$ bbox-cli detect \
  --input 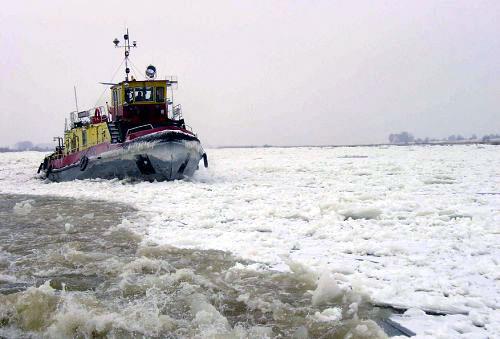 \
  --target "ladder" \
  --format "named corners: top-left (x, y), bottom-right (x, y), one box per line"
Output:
top-left (107, 122), bottom-right (122, 143)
